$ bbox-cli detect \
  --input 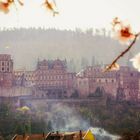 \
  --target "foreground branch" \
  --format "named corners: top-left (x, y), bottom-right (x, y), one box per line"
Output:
top-left (105, 33), bottom-right (140, 72)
